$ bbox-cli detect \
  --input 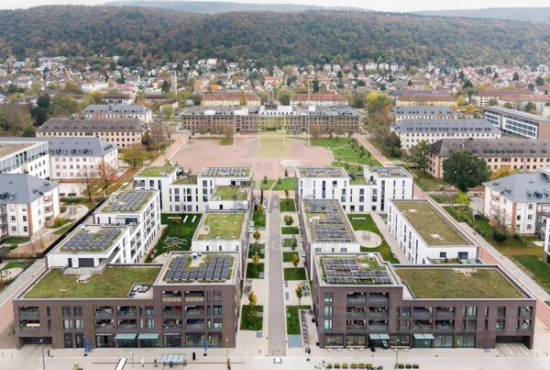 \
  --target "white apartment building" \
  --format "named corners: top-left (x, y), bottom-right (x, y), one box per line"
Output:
top-left (484, 106), bottom-right (550, 140)
top-left (0, 140), bottom-right (50, 179)
top-left (296, 166), bottom-right (414, 213)
top-left (388, 199), bottom-right (478, 264)
top-left (81, 104), bottom-right (153, 123)
top-left (290, 94), bottom-right (349, 107)
top-left (483, 170), bottom-right (550, 236)
top-left (393, 119), bottom-right (501, 151)
top-left (0, 174), bottom-right (60, 237)
top-left (392, 106), bottom-right (456, 122)
top-left (134, 166), bottom-right (253, 213)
